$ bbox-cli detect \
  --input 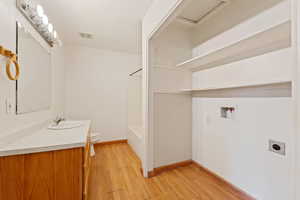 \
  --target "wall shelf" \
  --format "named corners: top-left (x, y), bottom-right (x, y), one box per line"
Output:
top-left (180, 81), bottom-right (292, 98)
top-left (154, 90), bottom-right (190, 94)
top-left (176, 21), bottom-right (291, 72)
